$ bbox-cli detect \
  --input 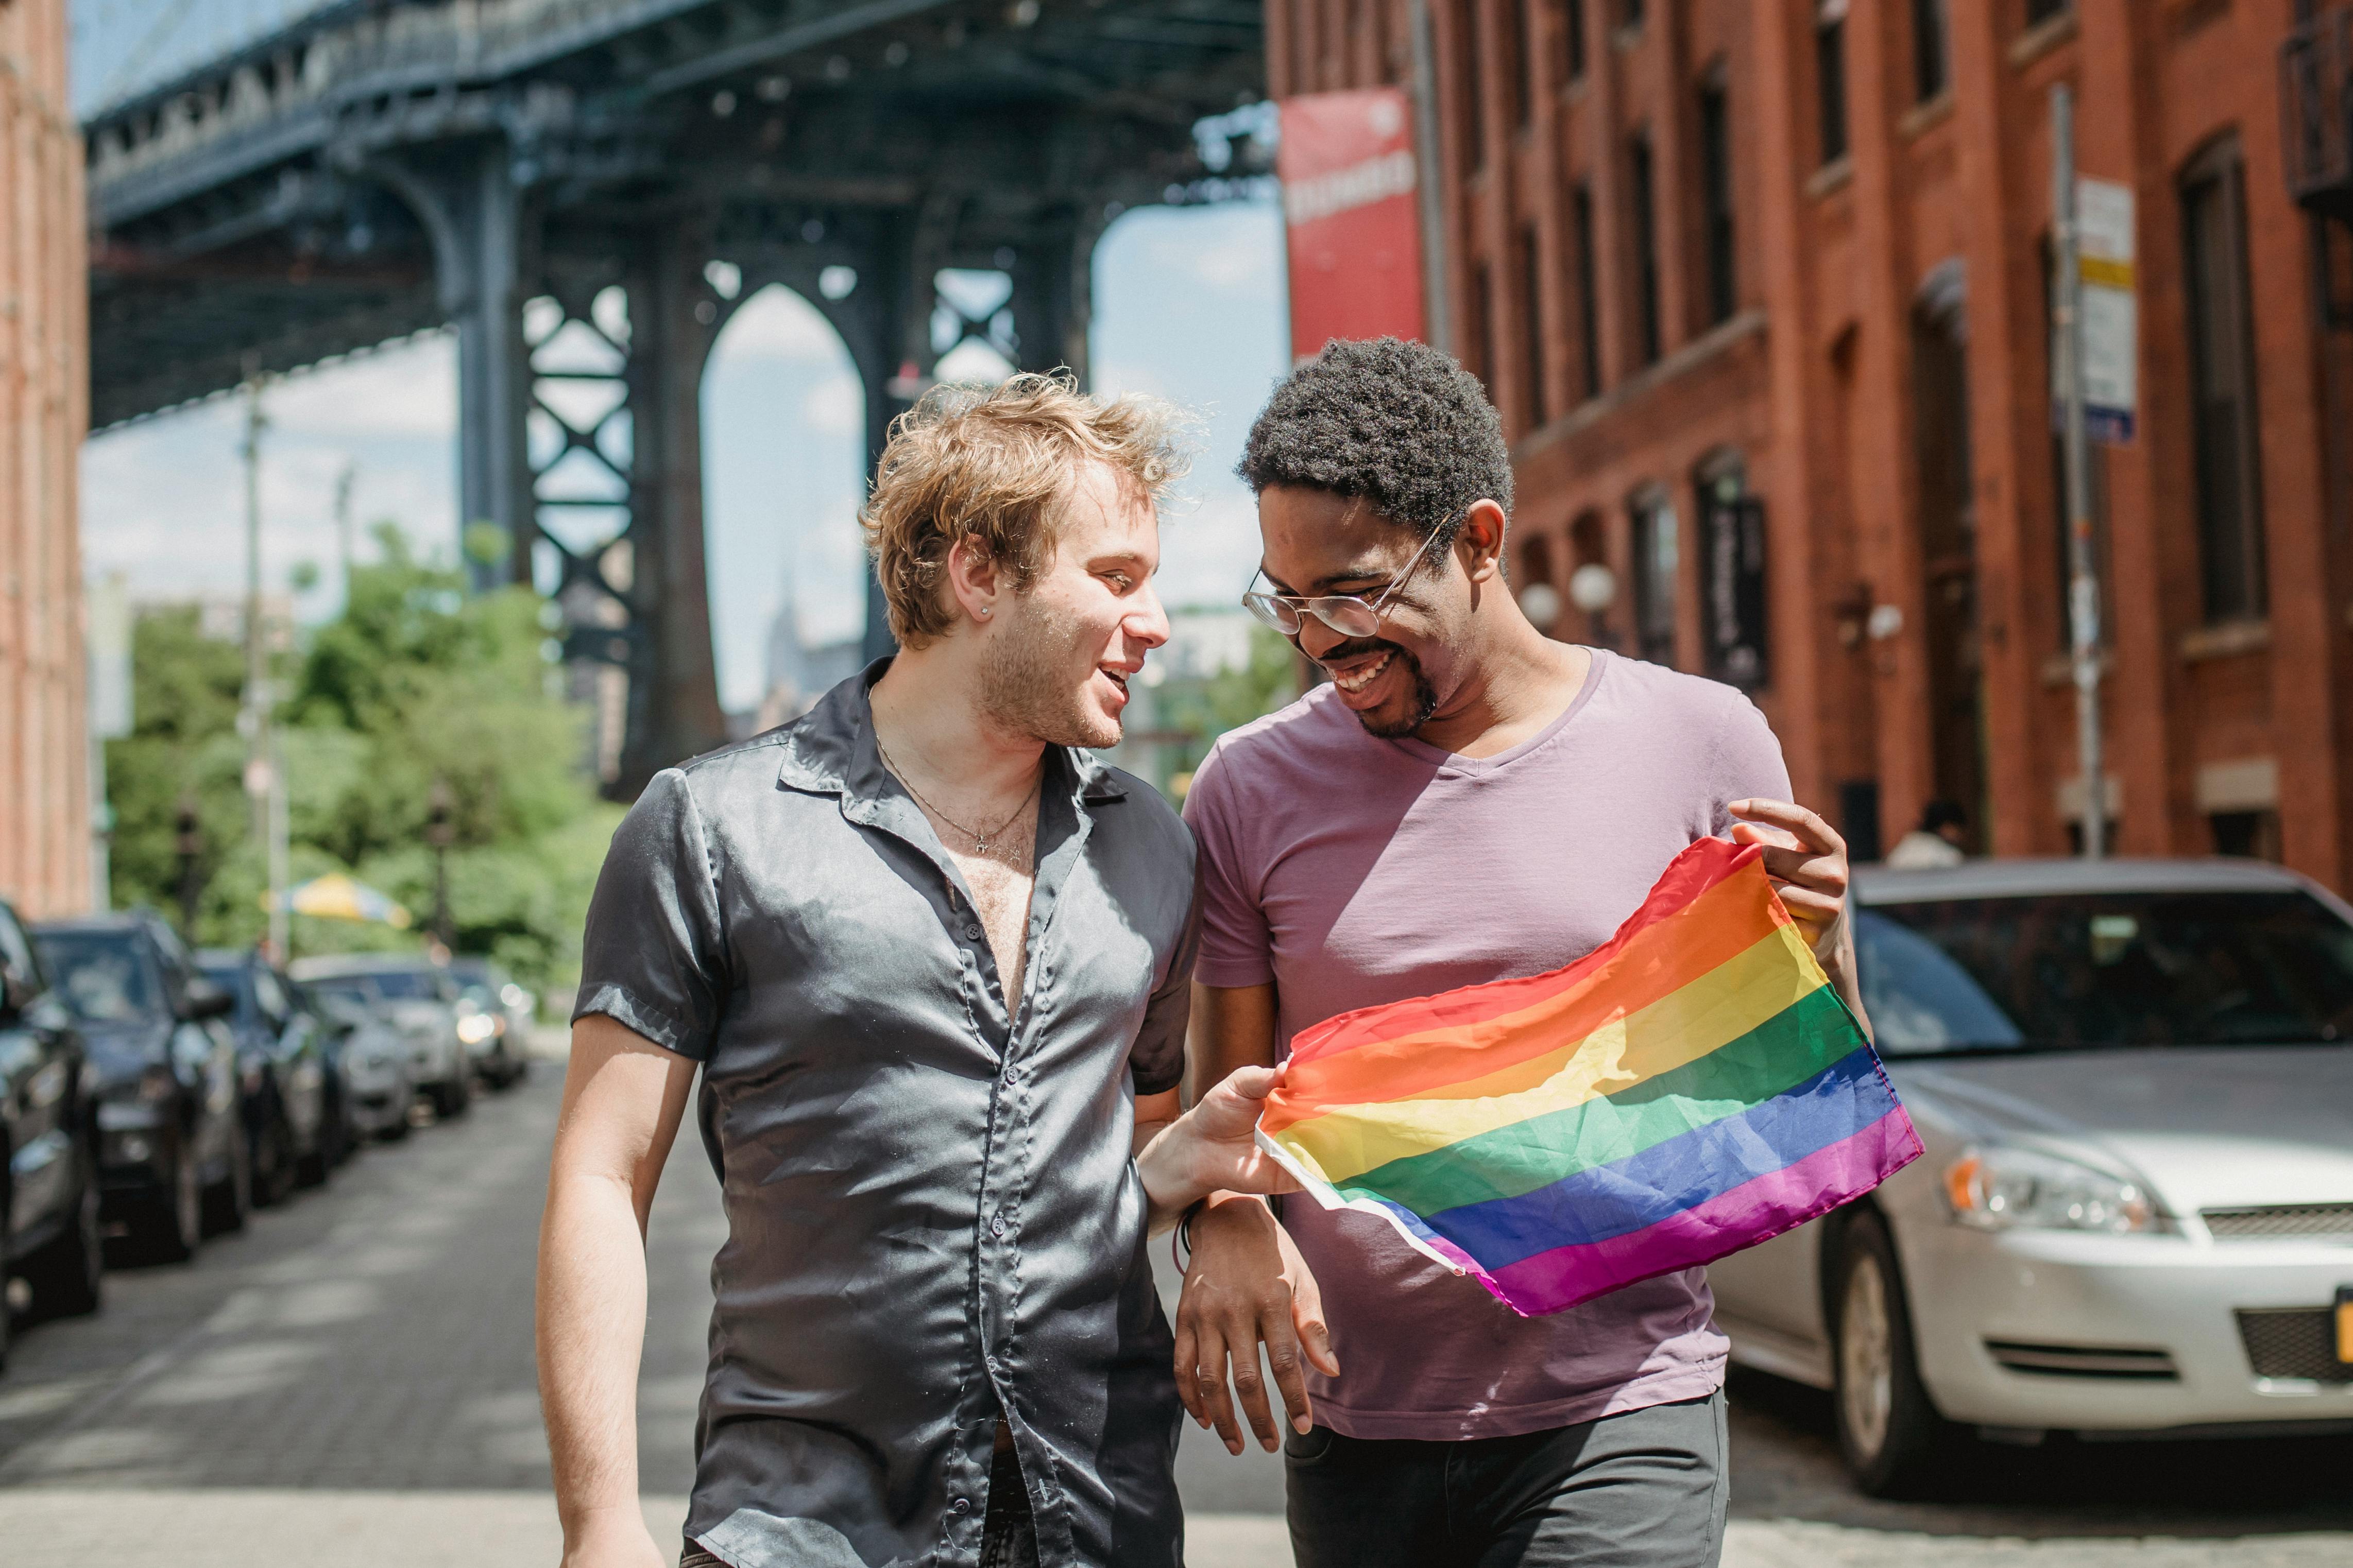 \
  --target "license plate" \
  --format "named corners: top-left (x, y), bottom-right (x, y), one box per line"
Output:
top-left (2338, 1287), bottom-right (2353, 1366)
